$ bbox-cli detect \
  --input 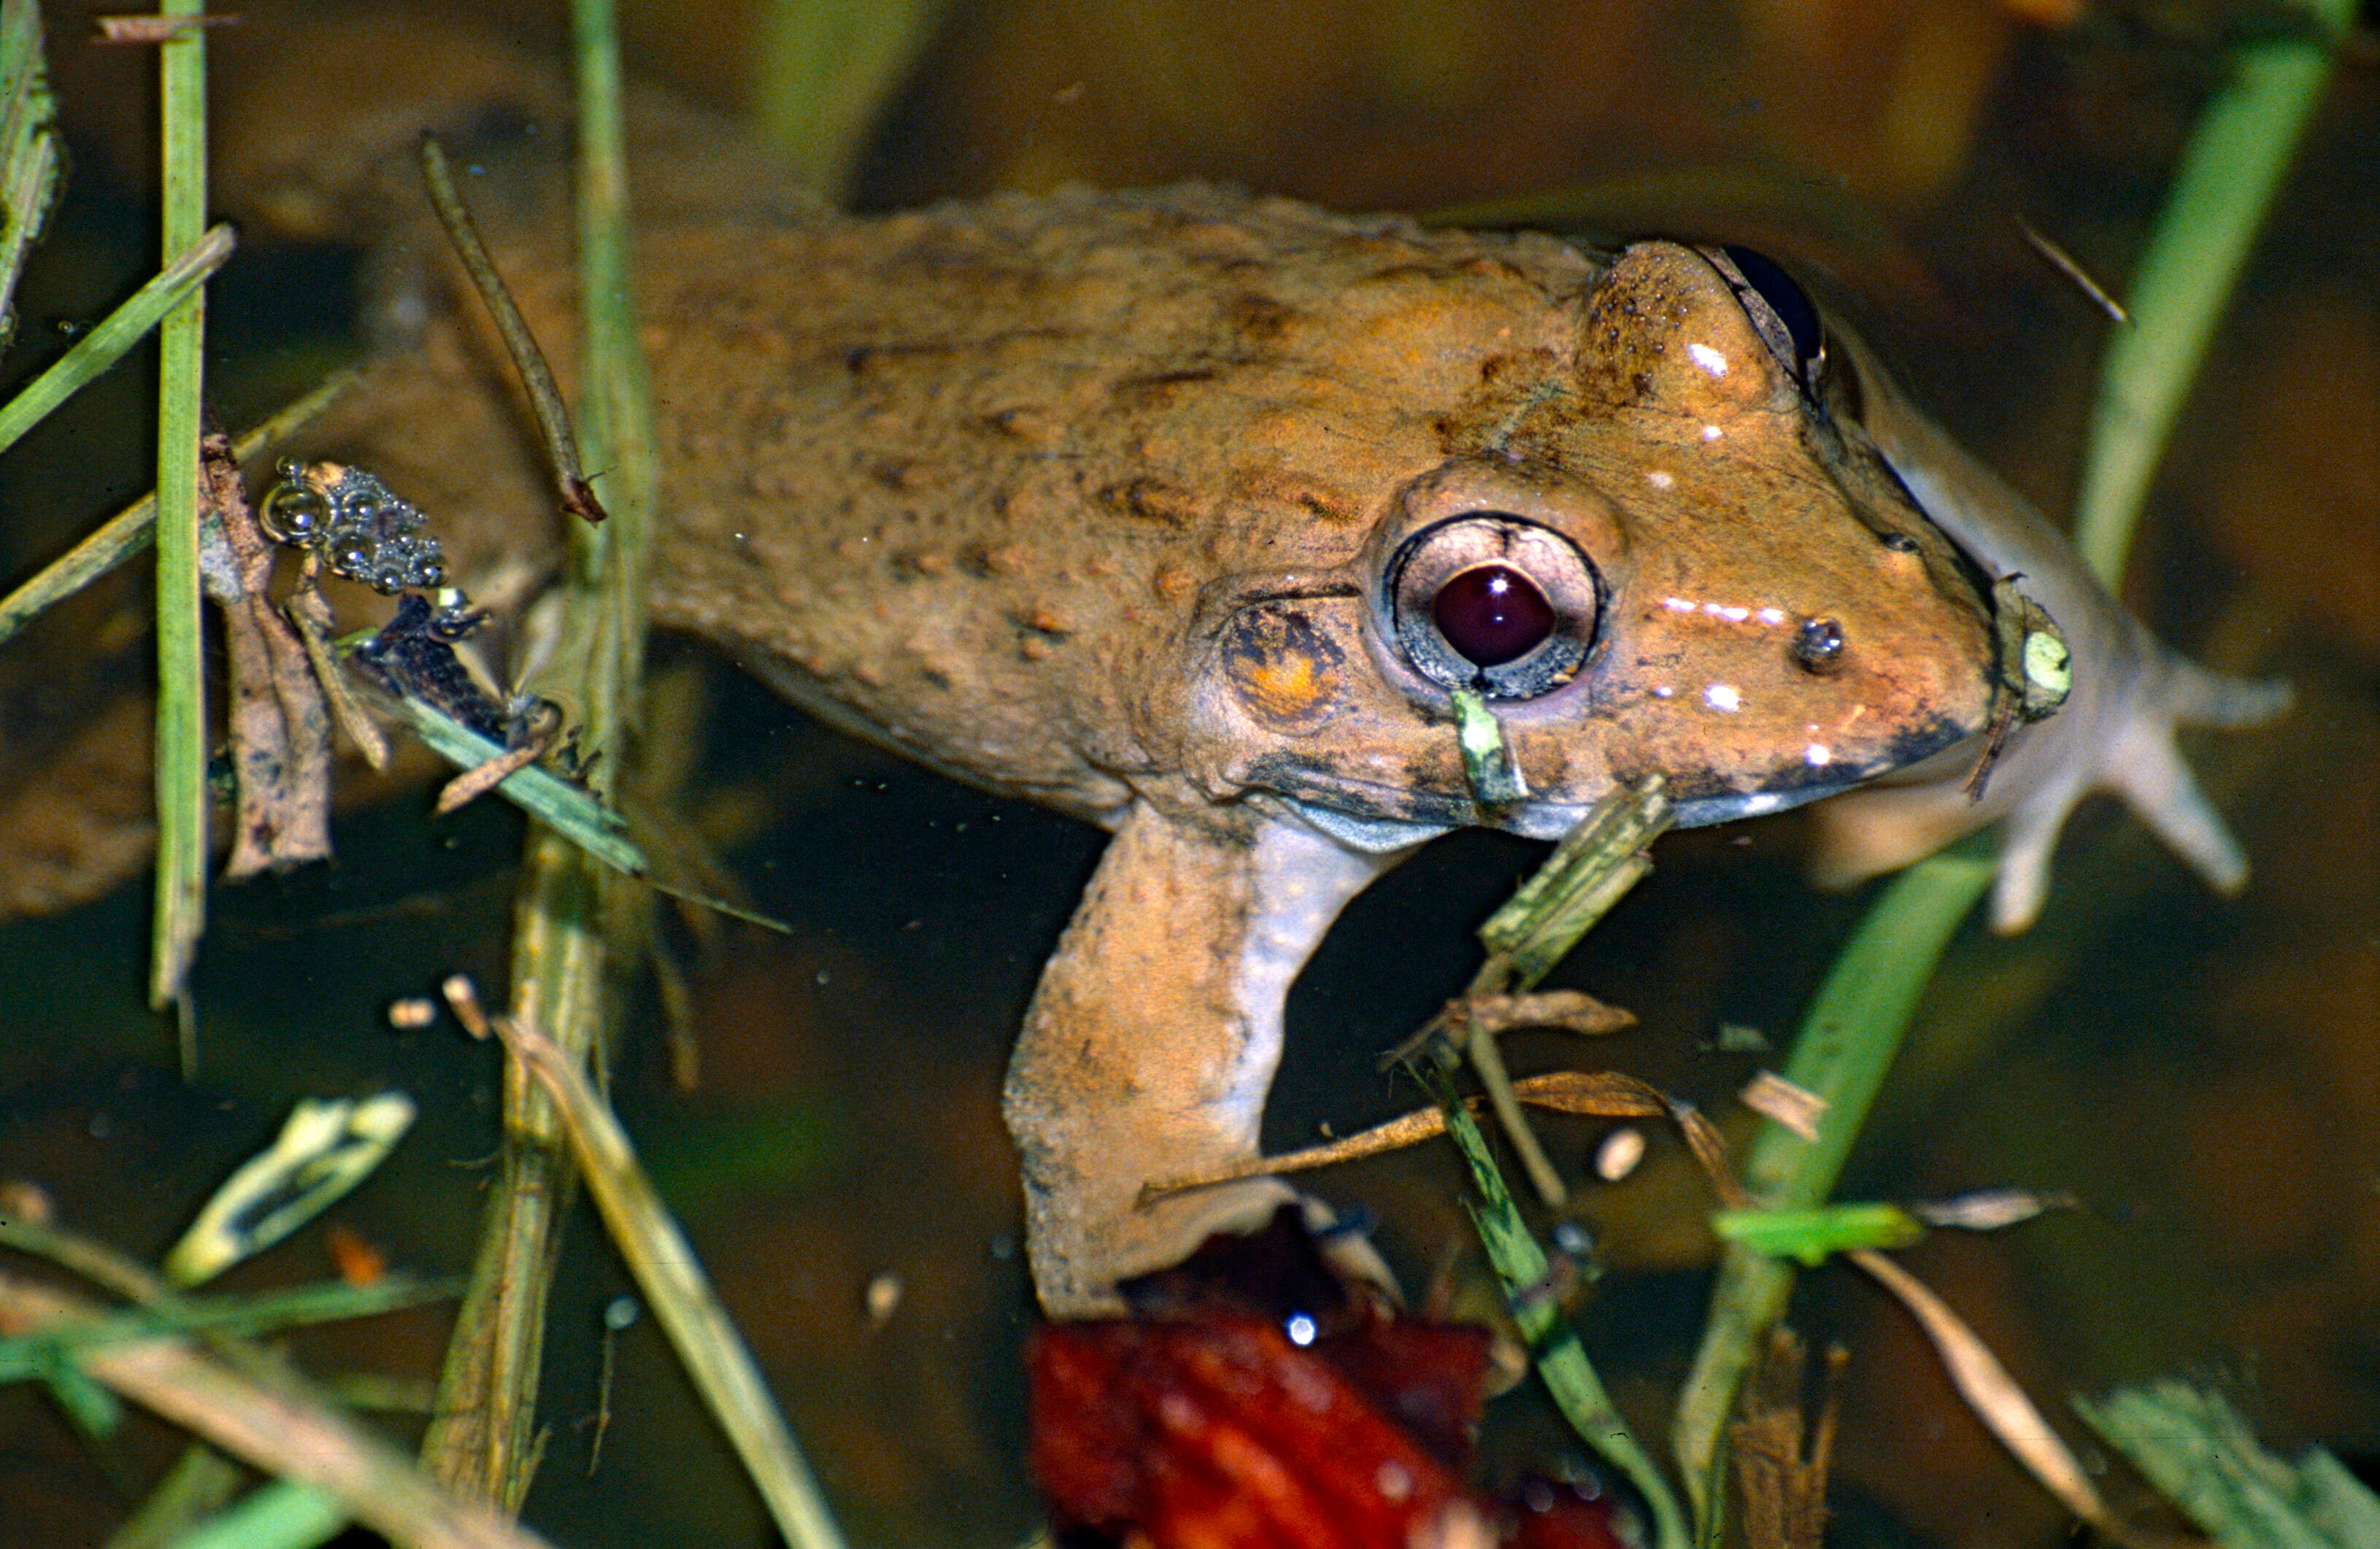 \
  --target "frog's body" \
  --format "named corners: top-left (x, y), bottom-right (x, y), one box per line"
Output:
top-left (201, 18), bottom-right (2278, 1313)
